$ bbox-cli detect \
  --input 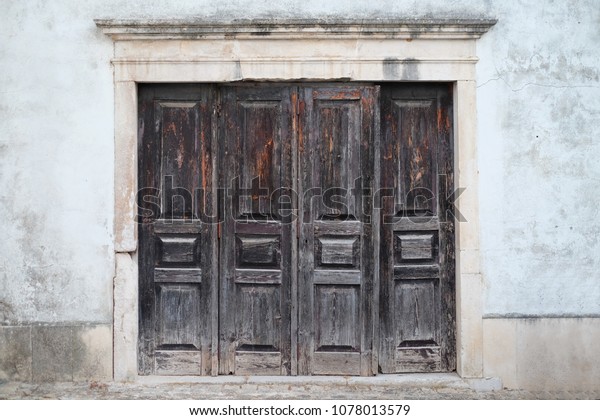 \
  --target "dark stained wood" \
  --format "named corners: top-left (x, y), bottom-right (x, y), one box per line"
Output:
top-left (156, 284), bottom-right (201, 349)
top-left (371, 86), bottom-right (382, 376)
top-left (394, 265), bottom-right (441, 279)
top-left (379, 83), bottom-right (455, 373)
top-left (298, 85), bottom-right (378, 376)
top-left (236, 235), bottom-right (281, 266)
top-left (235, 221), bottom-right (281, 235)
top-left (233, 269), bottom-right (282, 284)
top-left (219, 85), bottom-right (294, 376)
top-left (154, 268), bottom-right (202, 283)
top-left (153, 220), bottom-right (203, 234)
top-left (138, 84), bottom-right (217, 376)
top-left (314, 220), bottom-right (362, 235)
top-left (395, 347), bottom-right (441, 372)
top-left (290, 88), bottom-right (299, 376)
top-left (392, 217), bottom-right (441, 231)
top-left (396, 233), bottom-right (436, 261)
top-left (138, 82), bottom-right (455, 377)
top-left (316, 236), bottom-right (360, 267)
top-left (235, 351), bottom-right (281, 375)
top-left (437, 85), bottom-right (457, 372)
top-left (312, 270), bottom-right (361, 285)
top-left (156, 235), bottom-right (200, 264)
top-left (315, 286), bottom-right (360, 351)
top-left (155, 350), bottom-right (203, 375)
top-left (394, 280), bottom-right (438, 347)
top-left (312, 352), bottom-right (361, 375)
